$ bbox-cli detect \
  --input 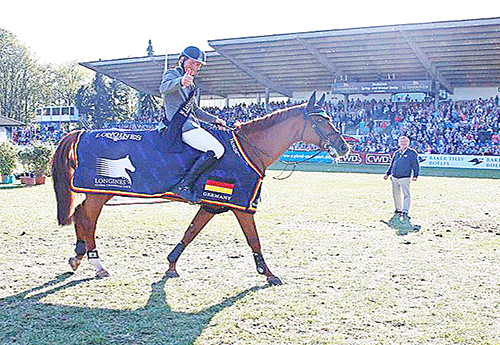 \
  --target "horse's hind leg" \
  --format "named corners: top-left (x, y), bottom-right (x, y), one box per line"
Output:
top-left (70, 194), bottom-right (112, 278)
top-left (166, 207), bottom-right (215, 278)
top-left (232, 210), bottom-right (282, 285)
